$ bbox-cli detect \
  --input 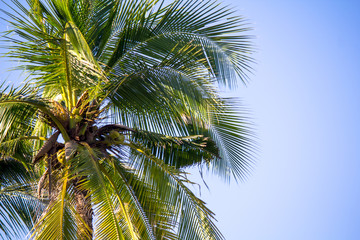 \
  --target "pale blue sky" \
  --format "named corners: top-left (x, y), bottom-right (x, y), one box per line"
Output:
top-left (1, 0), bottom-right (360, 240)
